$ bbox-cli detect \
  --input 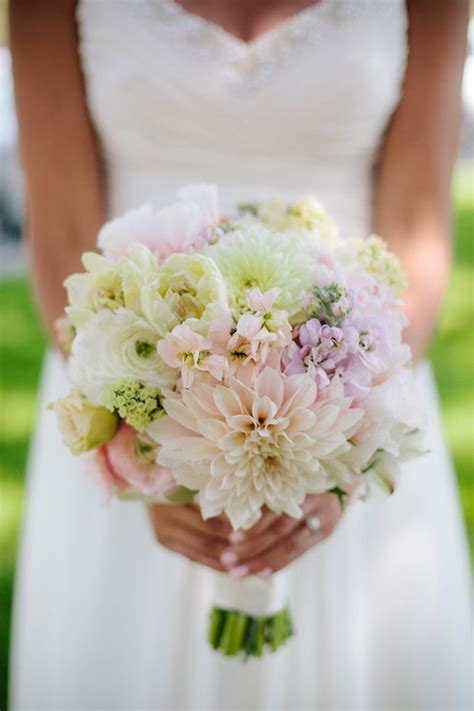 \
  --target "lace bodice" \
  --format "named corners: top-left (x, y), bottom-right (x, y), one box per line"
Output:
top-left (77, 0), bottom-right (408, 234)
